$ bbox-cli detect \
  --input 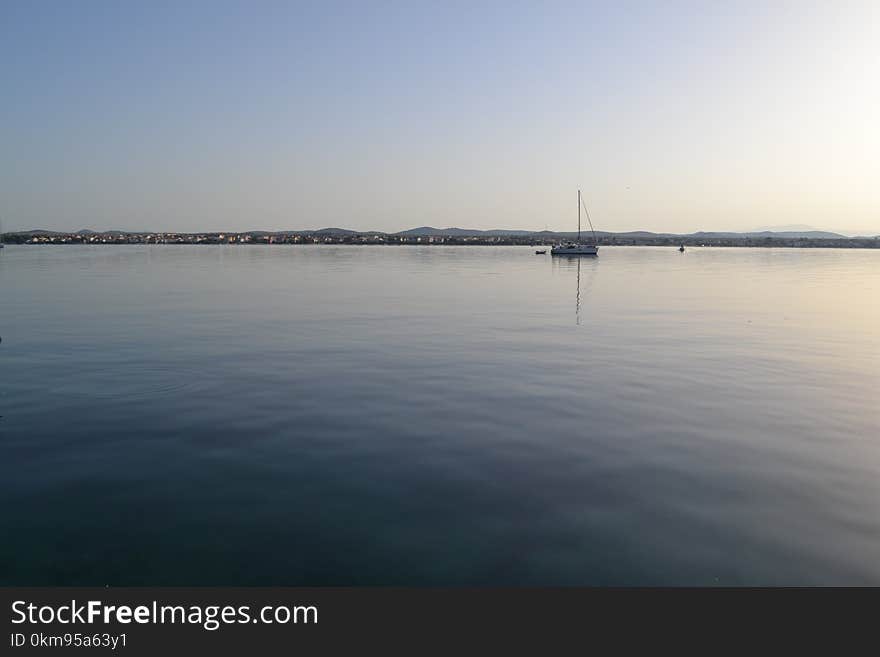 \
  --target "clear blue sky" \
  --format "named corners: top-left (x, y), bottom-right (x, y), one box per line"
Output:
top-left (2, 1), bottom-right (878, 234)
